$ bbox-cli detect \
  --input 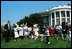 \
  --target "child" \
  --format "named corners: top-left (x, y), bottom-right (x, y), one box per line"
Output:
top-left (13, 24), bottom-right (19, 41)
top-left (67, 28), bottom-right (71, 41)
top-left (49, 26), bottom-right (56, 37)
top-left (33, 24), bottom-right (39, 40)
top-left (30, 27), bottom-right (35, 39)
top-left (44, 25), bottom-right (50, 44)
top-left (19, 24), bottom-right (24, 40)
top-left (23, 24), bottom-right (29, 38)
